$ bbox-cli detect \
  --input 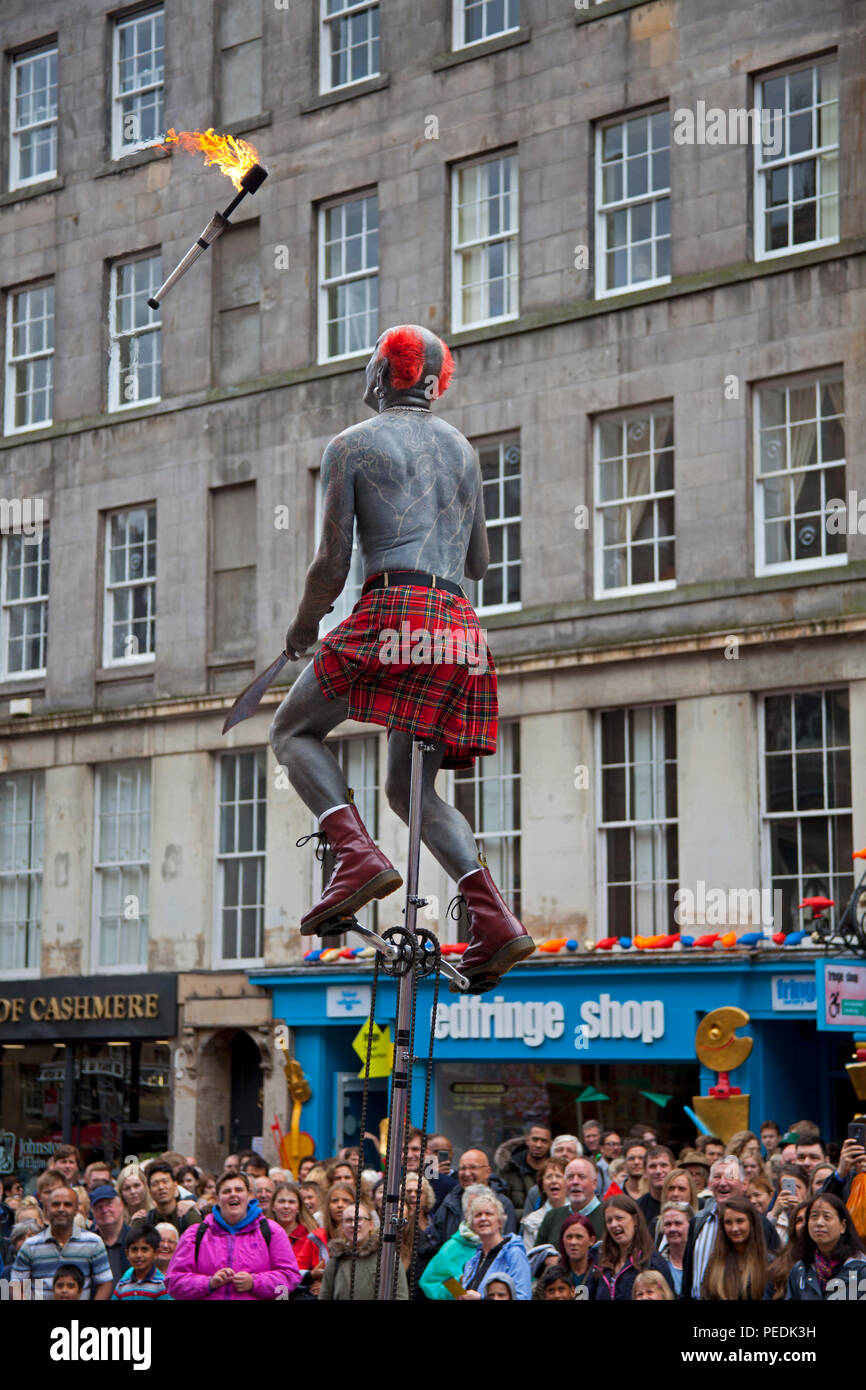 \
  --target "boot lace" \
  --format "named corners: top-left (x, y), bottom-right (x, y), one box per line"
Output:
top-left (295, 830), bottom-right (329, 863)
top-left (446, 893), bottom-right (465, 922)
